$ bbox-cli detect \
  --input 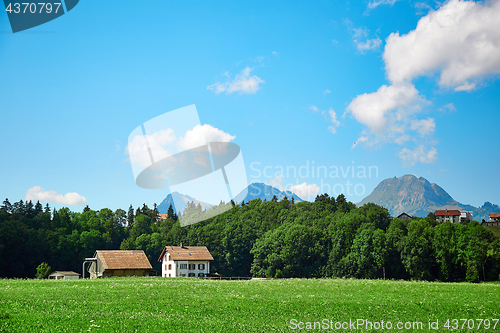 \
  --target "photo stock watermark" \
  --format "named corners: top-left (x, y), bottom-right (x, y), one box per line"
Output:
top-left (3, 0), bottom-right (79, 33)
top-left (127, 105), bottom-right (248, 226)
top-left (250, 160), bottom-right (378, 198)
